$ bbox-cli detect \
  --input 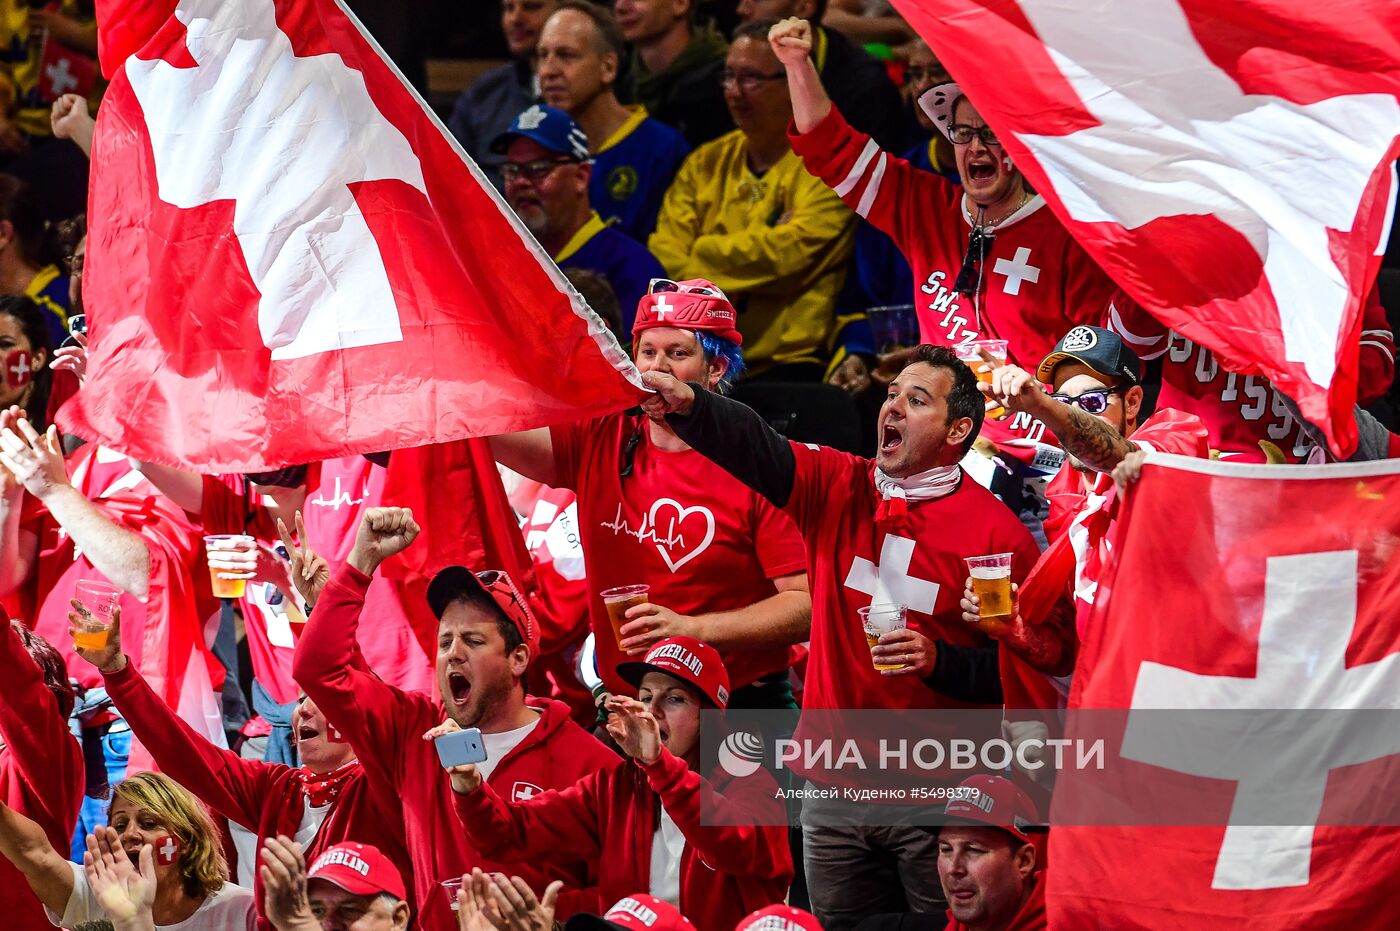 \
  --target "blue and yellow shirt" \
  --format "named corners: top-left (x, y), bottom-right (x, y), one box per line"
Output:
top-left (555, 212), bottom-right (665, 333)
top-left (589, 107), bottom-right (689, 243)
